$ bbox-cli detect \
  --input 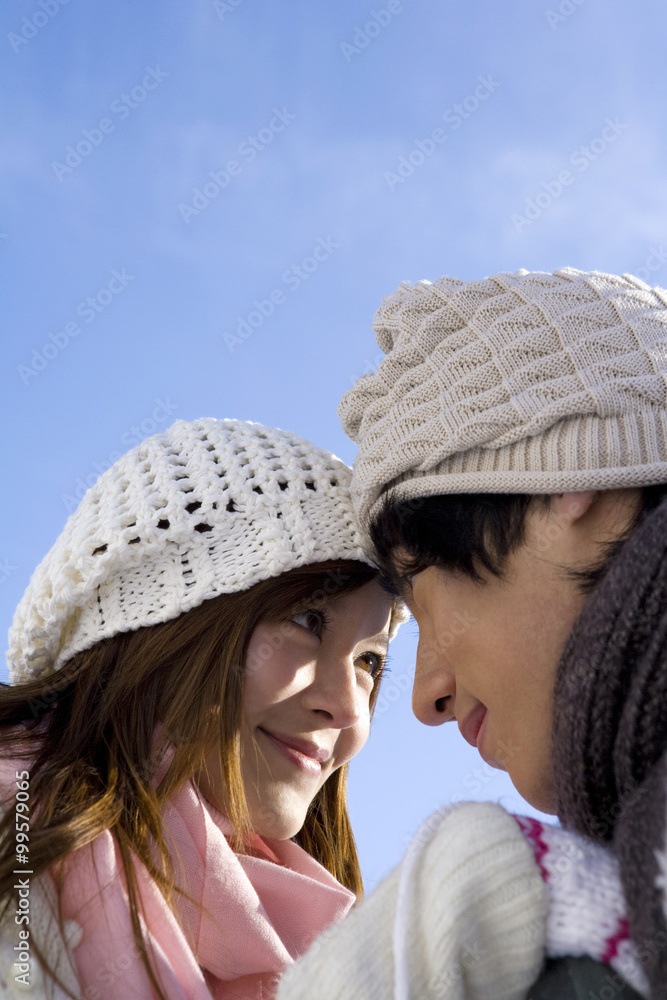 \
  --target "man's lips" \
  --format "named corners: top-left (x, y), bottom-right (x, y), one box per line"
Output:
top-left (259, 728), bottom-right (331, 777)
top-left (458, 704), bottom-right (488, 749)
